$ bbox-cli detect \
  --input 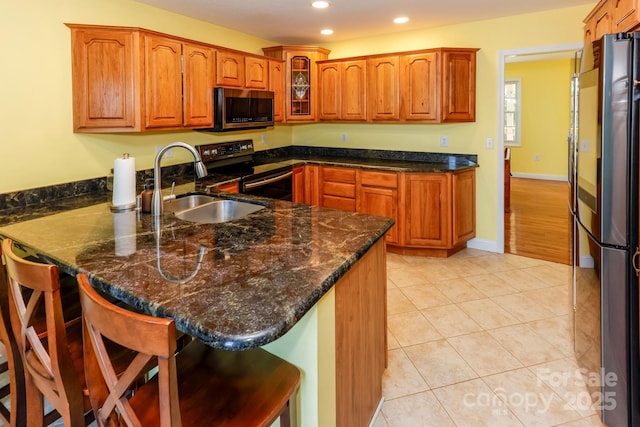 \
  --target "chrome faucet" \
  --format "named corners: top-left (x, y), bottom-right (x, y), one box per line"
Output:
top-left (152, 142), bottom-right (208, 216)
